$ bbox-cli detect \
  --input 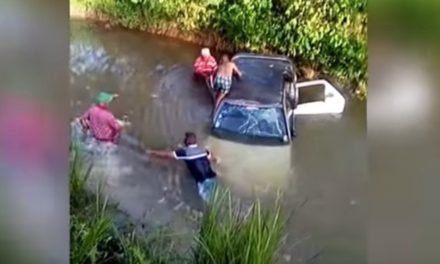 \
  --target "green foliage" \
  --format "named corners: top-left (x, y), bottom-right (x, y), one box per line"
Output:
top-left (70, 150), bottom-right (118, 263)
top-left (193, 189), bottom-right (285, 264)
top-left (211, 0), bottom-right (276, 51)
top-left (69, 149), bottom-right (171, 263)
top-left (74, 0), bottom-right (367, 97)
